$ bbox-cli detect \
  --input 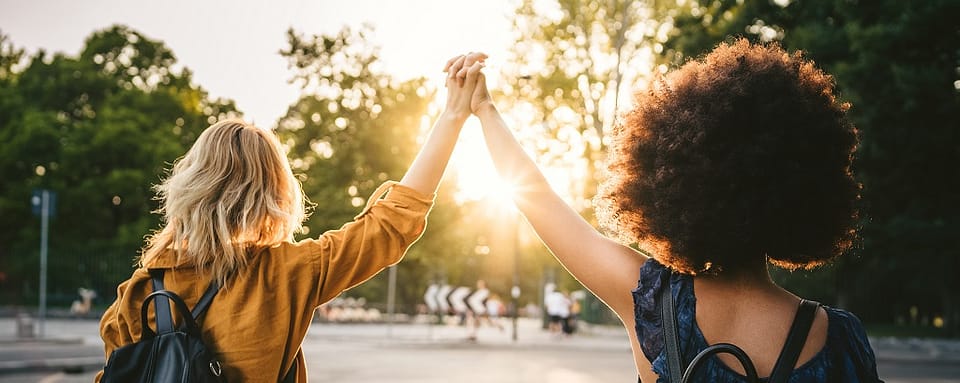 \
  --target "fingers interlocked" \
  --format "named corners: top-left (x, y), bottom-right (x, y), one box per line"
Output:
top-left (444, 52), bottom-right (487, 88)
